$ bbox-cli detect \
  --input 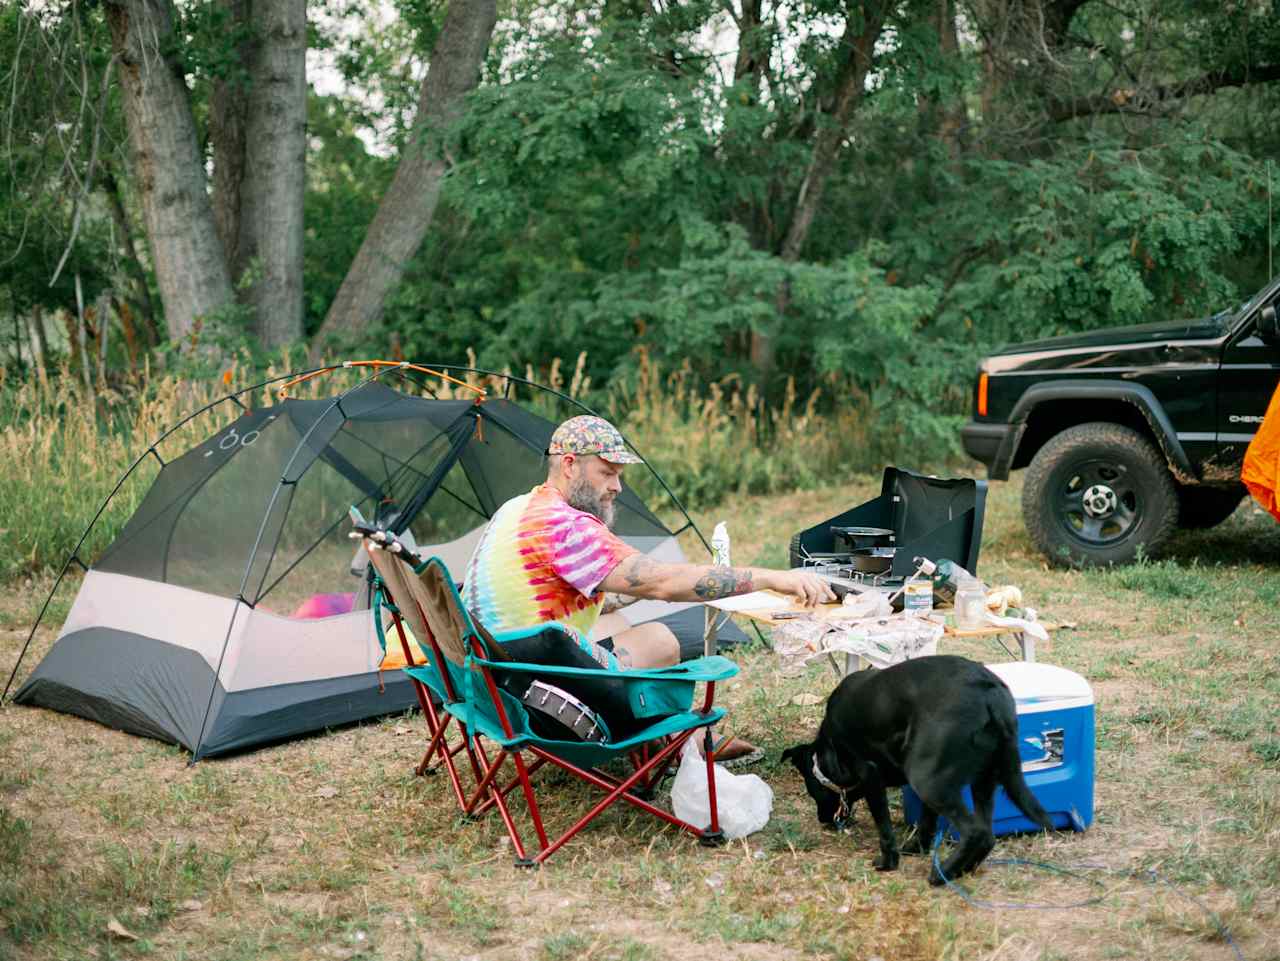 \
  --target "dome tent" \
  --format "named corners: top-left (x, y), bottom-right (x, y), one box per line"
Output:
top-left (6, 364), bottom-right (745, 760)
